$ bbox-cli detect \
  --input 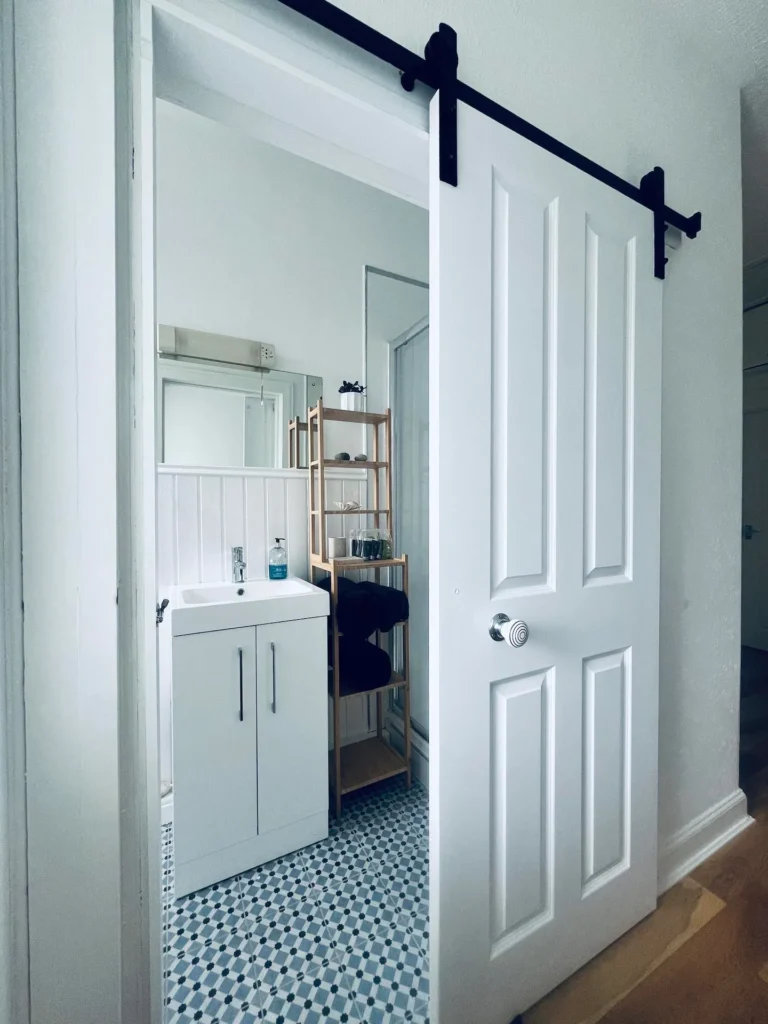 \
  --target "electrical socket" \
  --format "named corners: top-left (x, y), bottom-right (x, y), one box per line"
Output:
top-left (260, 343), bottom-right (276, 367)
